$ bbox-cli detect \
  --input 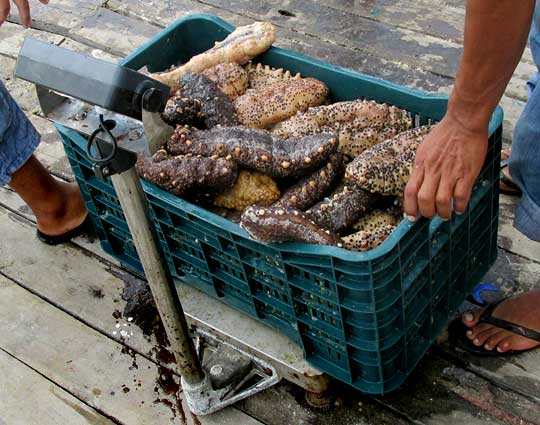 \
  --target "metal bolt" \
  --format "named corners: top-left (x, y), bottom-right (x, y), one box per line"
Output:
top-left (210, 364), bottom-right (223, 377)
top-left (74, 110), bottom-right (88, 121)
top-left (128, 129), bottom-right (143, 140)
